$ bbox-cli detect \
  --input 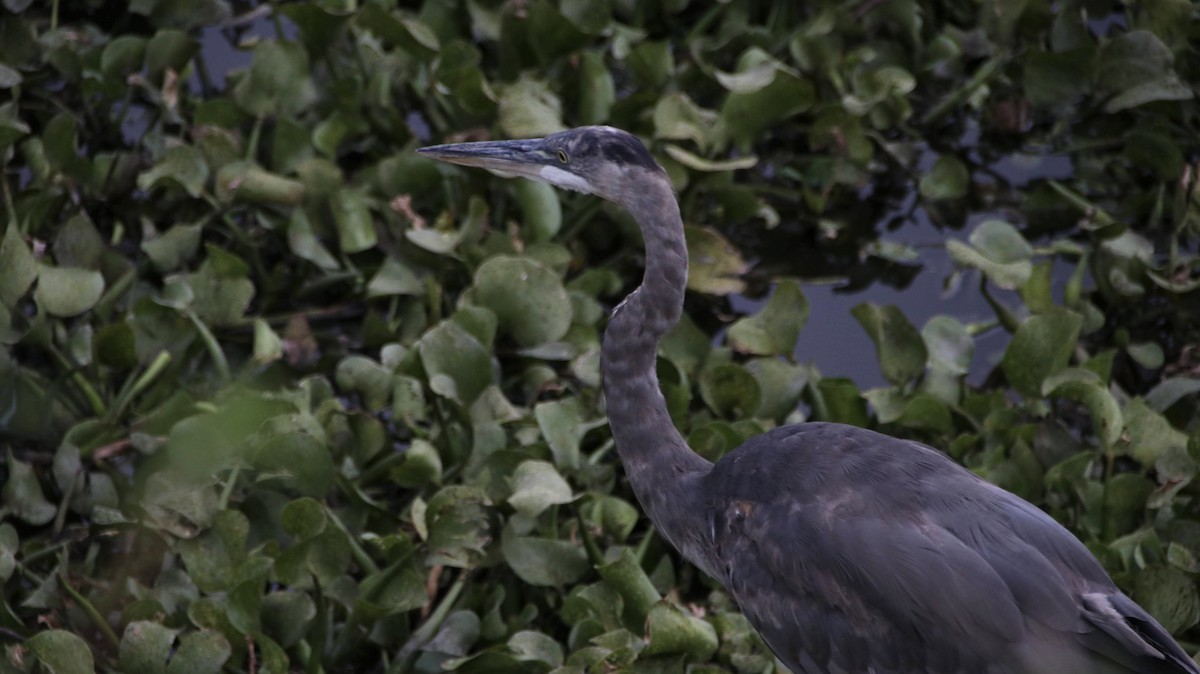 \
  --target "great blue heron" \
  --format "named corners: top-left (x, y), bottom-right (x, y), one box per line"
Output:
top-left (418, 127), bottom-right (1199, 674)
